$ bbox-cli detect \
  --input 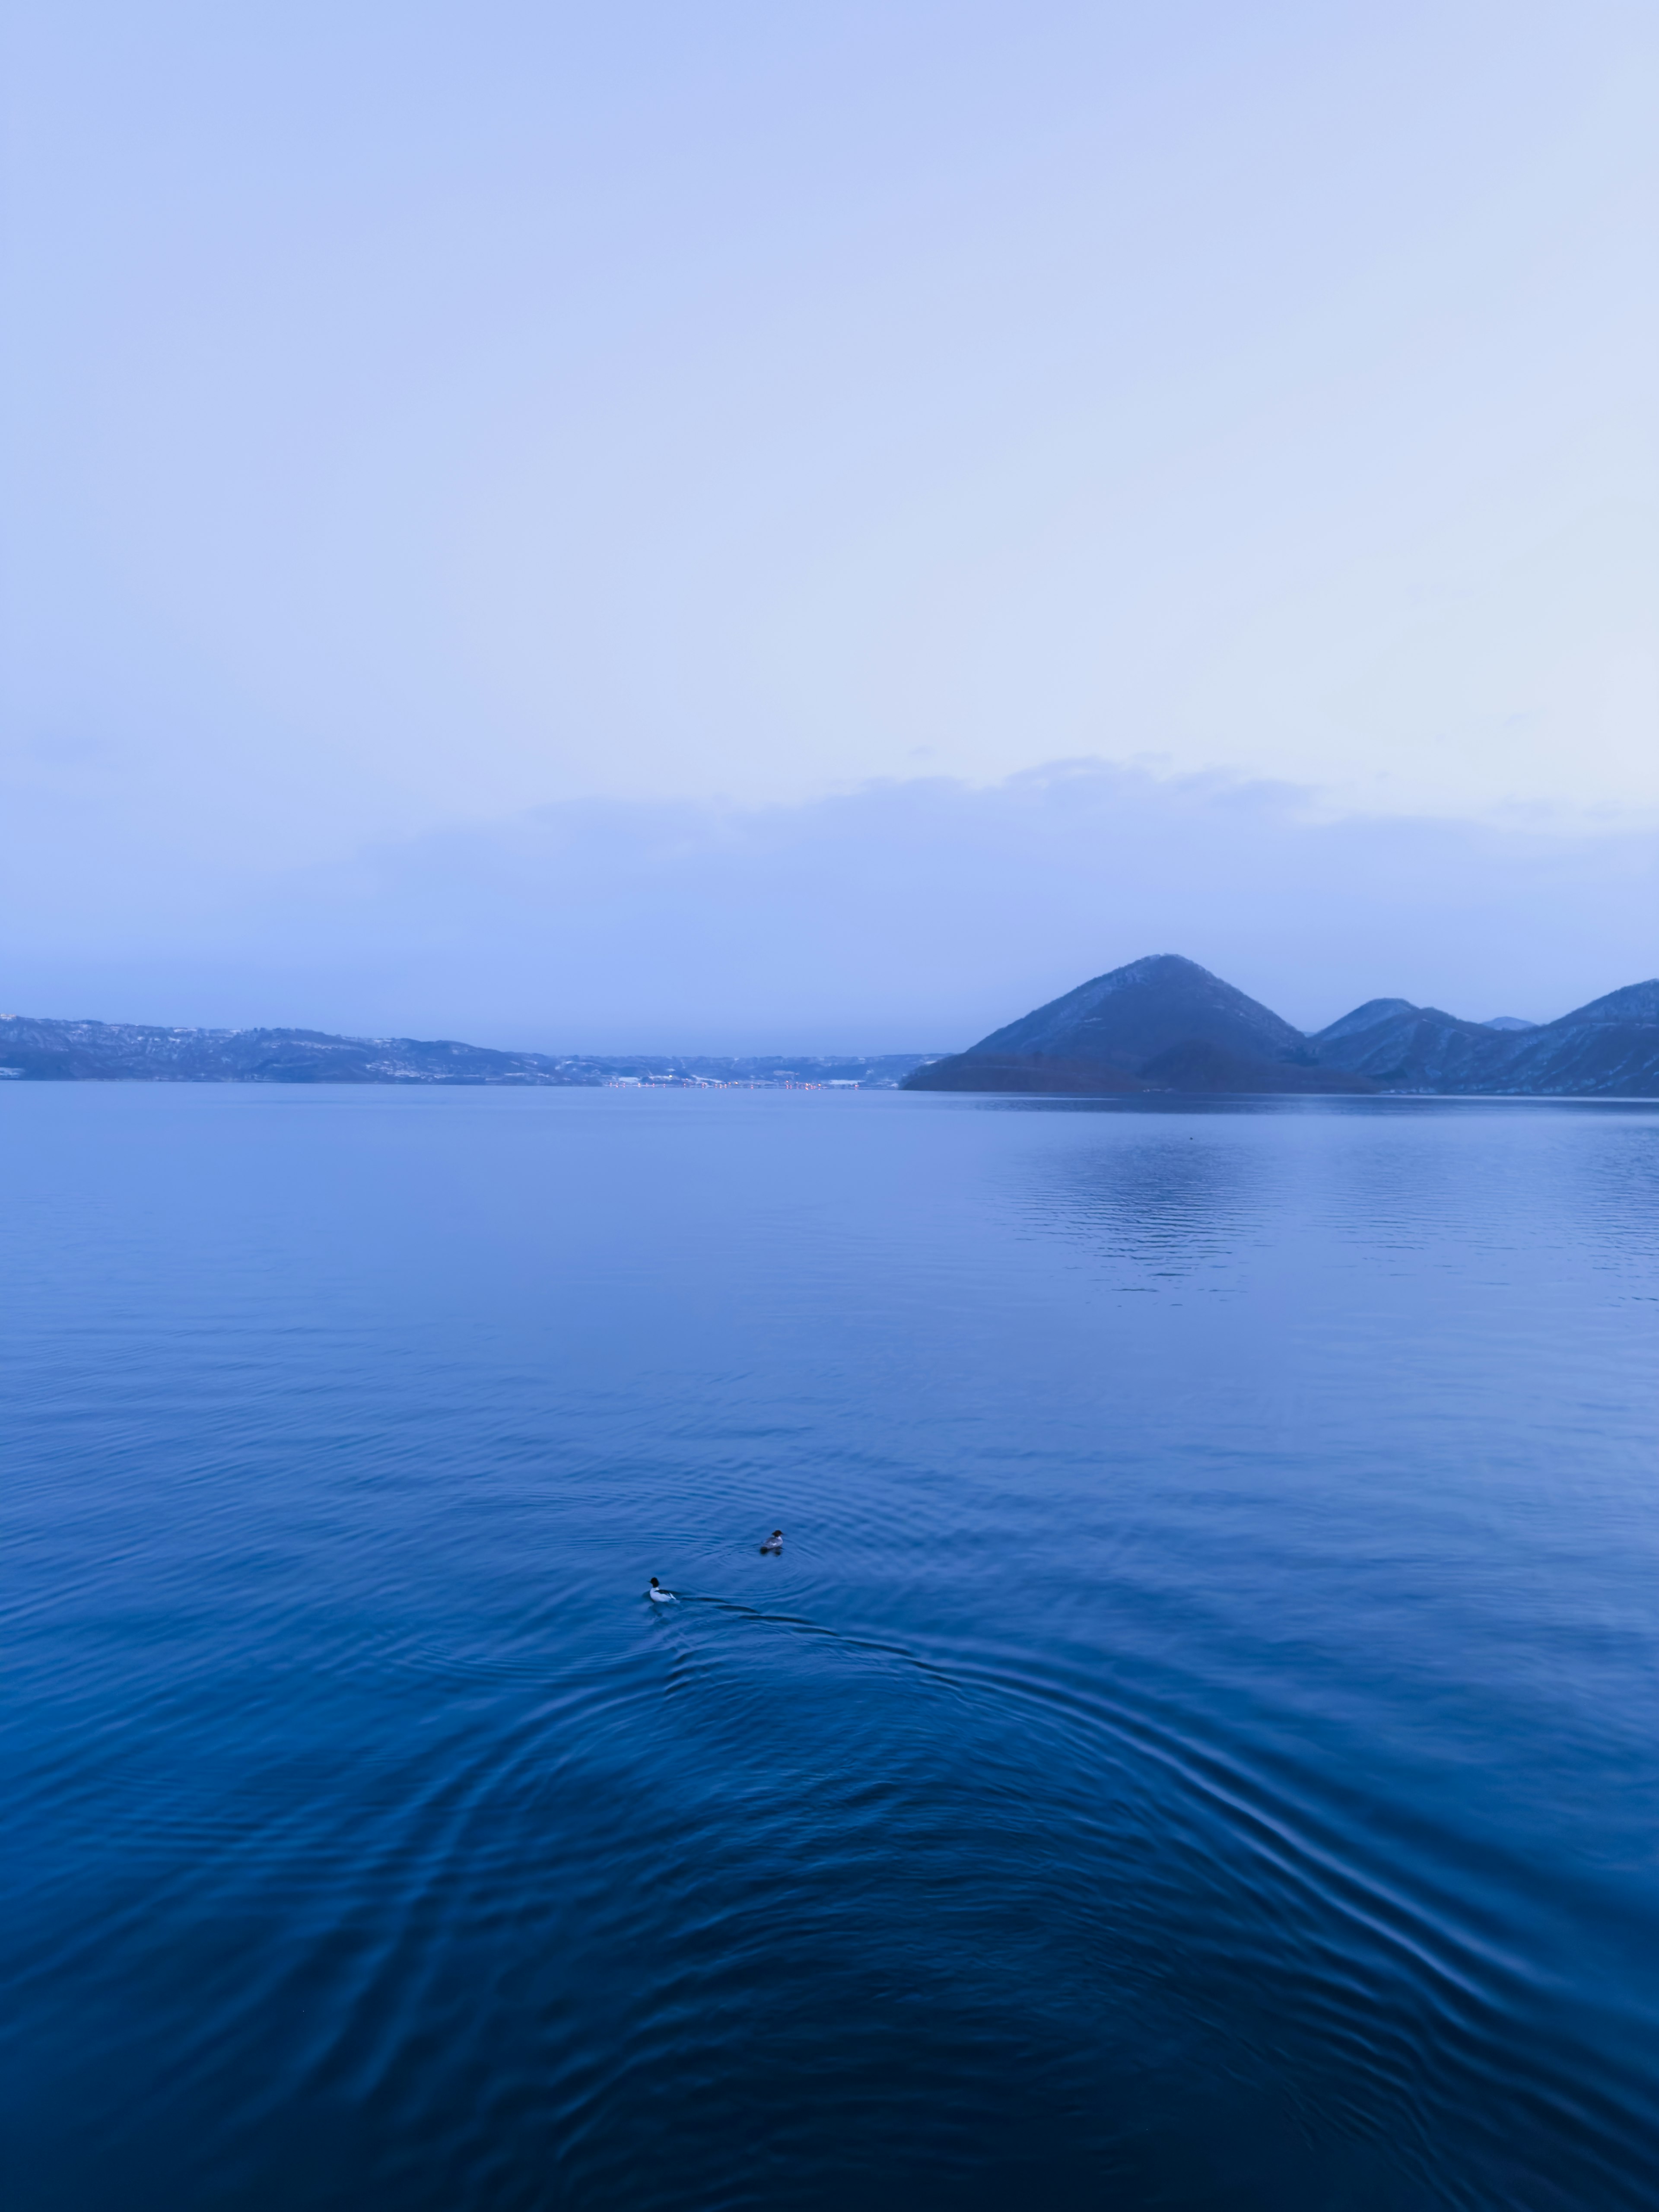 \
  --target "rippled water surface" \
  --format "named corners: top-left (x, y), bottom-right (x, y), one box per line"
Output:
top-left (3, 1086), bottom-right (1657, 2210)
